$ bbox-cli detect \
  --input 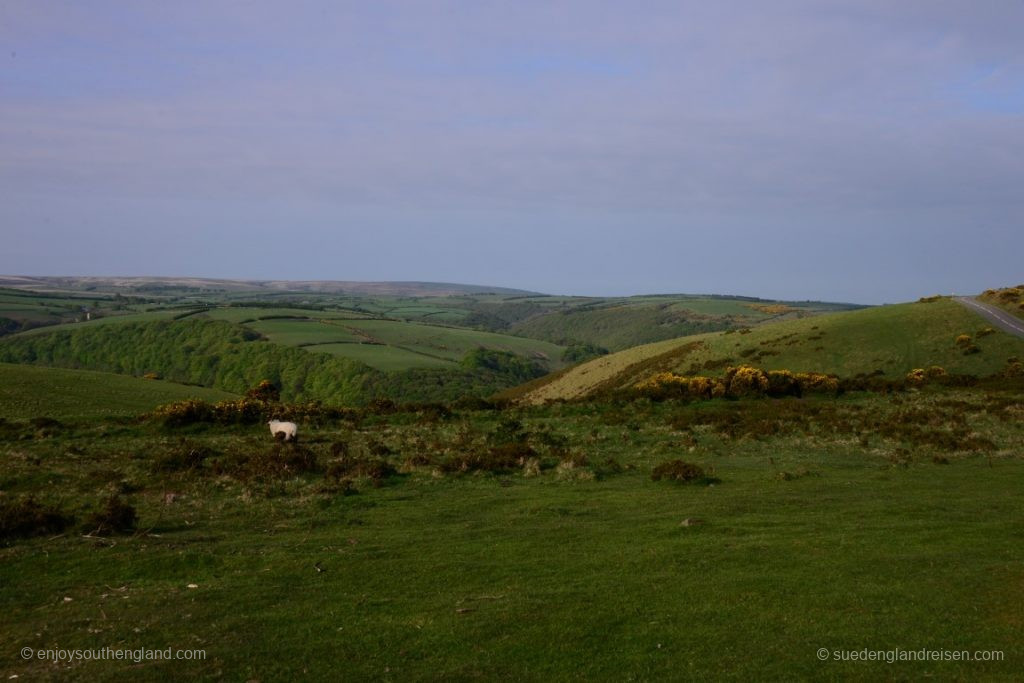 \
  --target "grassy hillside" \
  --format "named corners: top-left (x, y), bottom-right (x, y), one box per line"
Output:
top-left (2, 386), bottom-right (1022, 679)
top-left (0, 363), bottom-right (236, 419)
top-left (508, 297), bottom-right (860, 351)
top-left (240, 315), bottom-right (565, 370)
top-left (512, 298), bottom-right (1024, 403)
